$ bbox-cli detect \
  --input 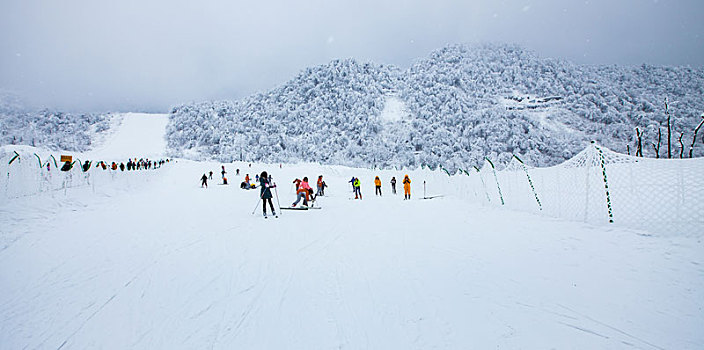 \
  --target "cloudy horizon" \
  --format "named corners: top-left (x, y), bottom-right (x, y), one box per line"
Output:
top-left (1, 0), bottom-right (702, 113)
